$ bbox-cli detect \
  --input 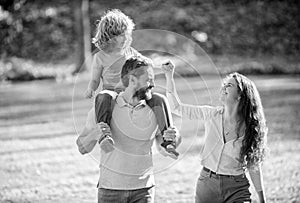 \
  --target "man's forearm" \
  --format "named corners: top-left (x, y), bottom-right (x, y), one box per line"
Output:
top-left (76, 127), bottom-right (100, 154)
top-left (77, 139), bottom-right (97, 154)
